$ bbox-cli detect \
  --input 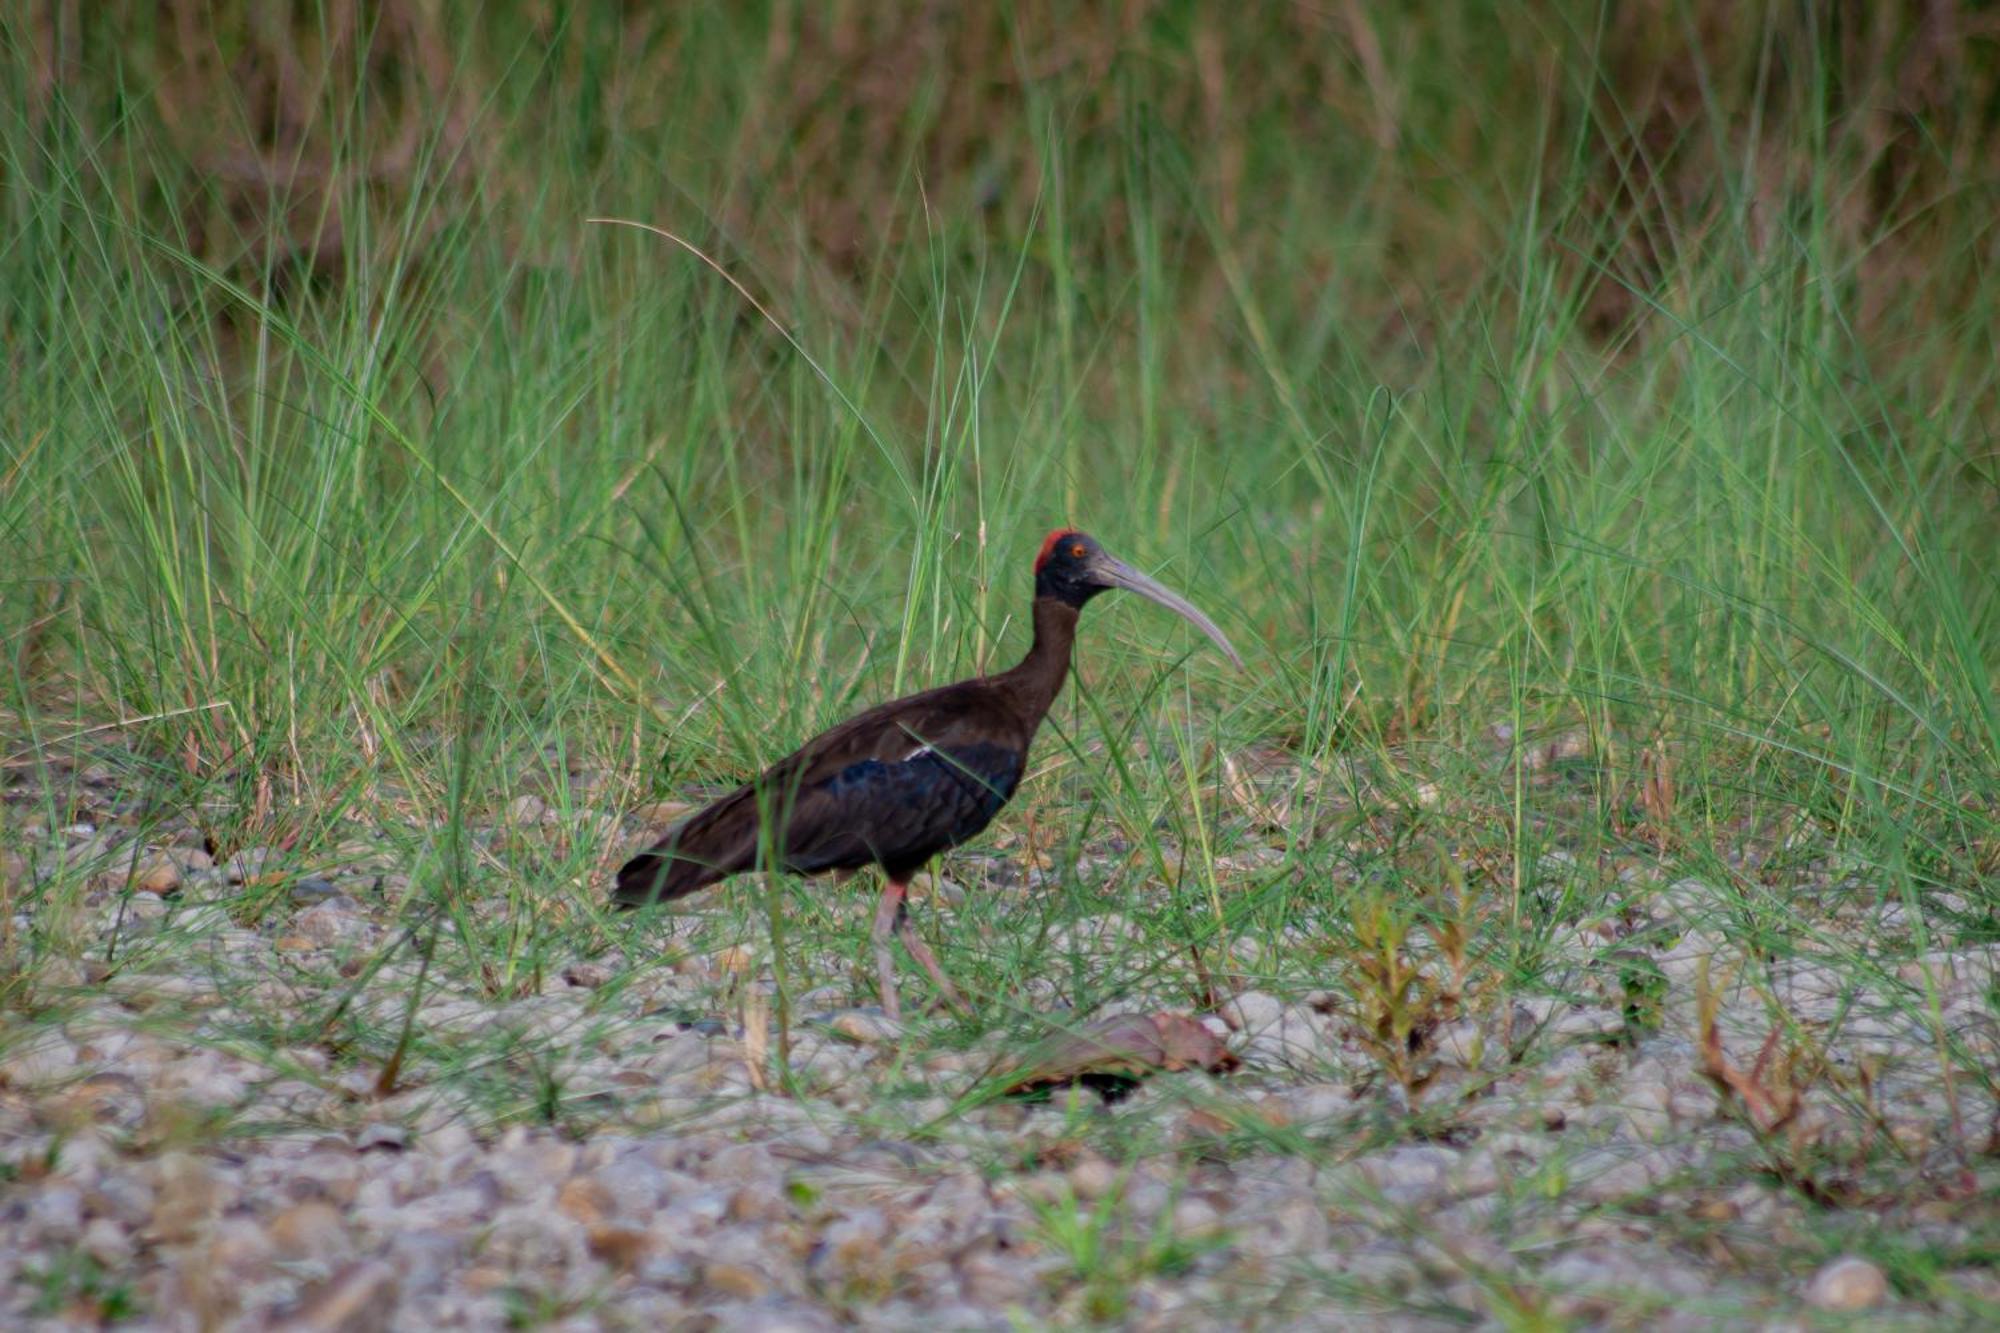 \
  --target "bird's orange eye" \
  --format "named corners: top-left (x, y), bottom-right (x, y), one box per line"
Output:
top-left (1070, 544), bottom-right (1086, 556)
